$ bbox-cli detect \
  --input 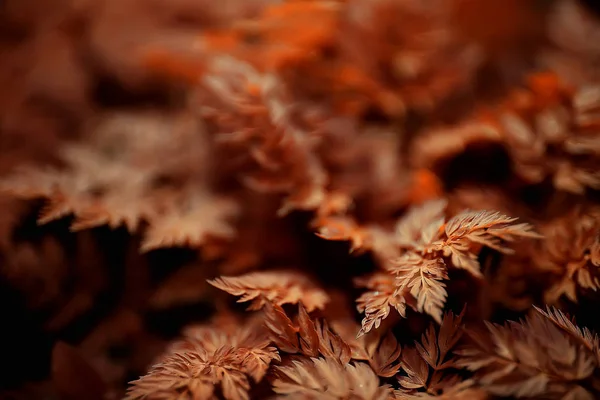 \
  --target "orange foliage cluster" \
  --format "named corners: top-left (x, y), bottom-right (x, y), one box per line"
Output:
top-left (1, 0), bottom-right (600, 399)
